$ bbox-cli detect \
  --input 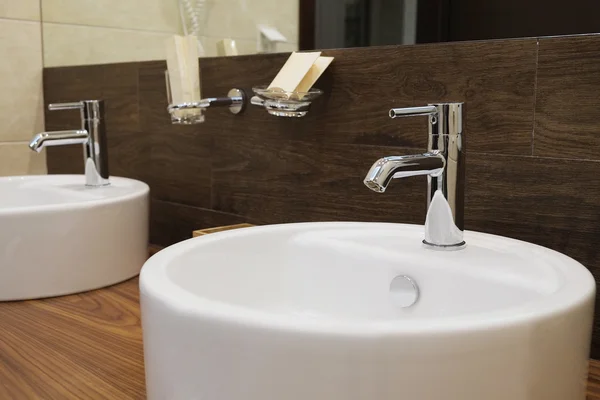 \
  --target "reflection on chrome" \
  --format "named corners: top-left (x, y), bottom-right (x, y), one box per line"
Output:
top-left (29, 100), bottom-right (110, 187)
top-left (364, 103), bottom-right (465, 250)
